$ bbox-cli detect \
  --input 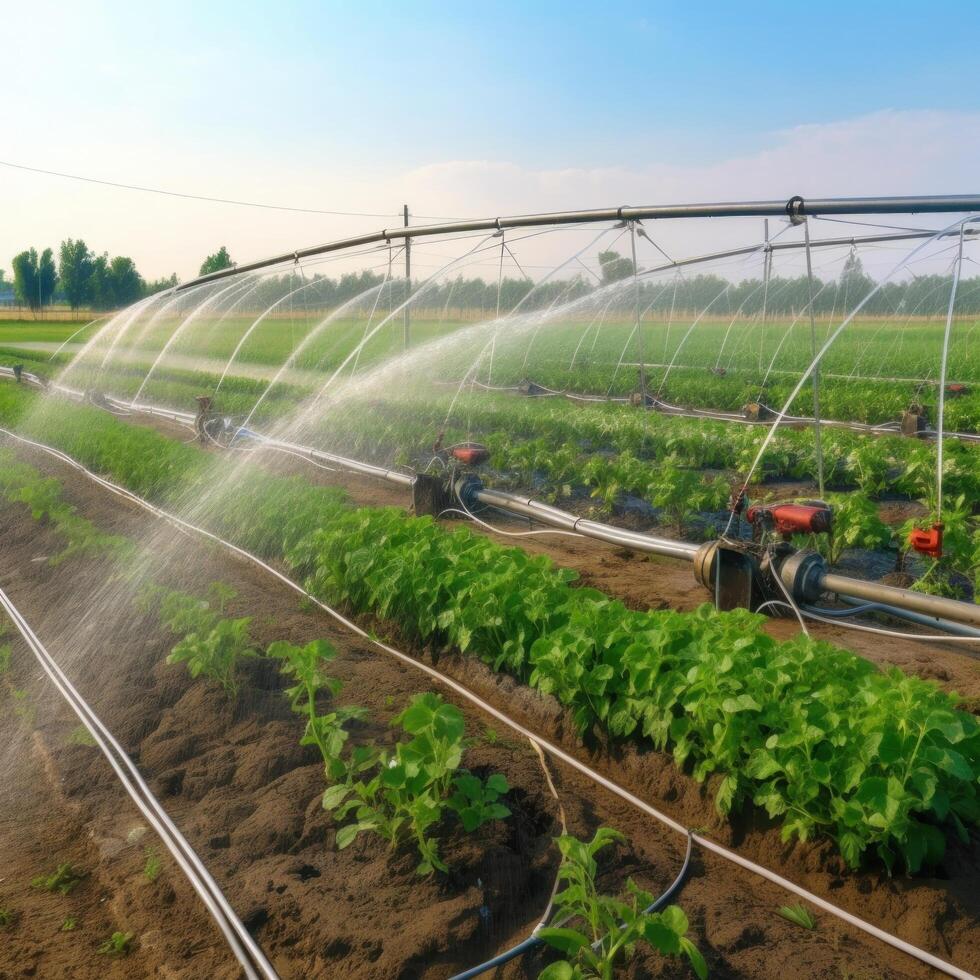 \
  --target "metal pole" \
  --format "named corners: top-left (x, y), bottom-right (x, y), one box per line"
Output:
top-left (803, 219), bottom-right (825, 496)
top-left (403, 204), bottom-right (411, 349)
top-left (934, 224), bottom-right (966, 520)
top-left (630, 220), bottom-right (646, 397)
top-left (759, 219), bottom-right (770, 370)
